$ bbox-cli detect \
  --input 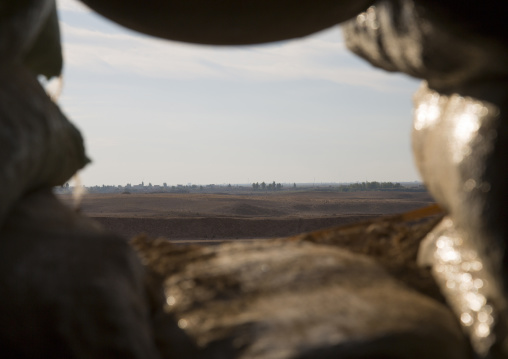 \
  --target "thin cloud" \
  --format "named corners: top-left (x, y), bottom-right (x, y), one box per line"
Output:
top-left (59, 18), bottom-right (407, 92)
